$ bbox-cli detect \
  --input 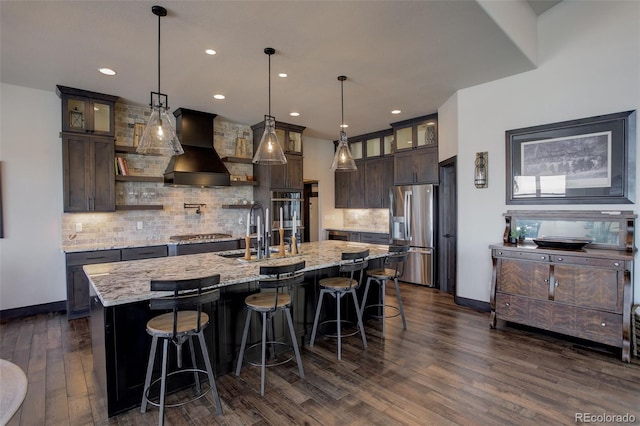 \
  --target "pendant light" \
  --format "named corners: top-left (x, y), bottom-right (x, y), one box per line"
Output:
top-left (330, 75), bottom-right (357, 171)
top-left (137, 5), bottom-right (183, 156)
top-left (252, 47), bottom-right (287, 165)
